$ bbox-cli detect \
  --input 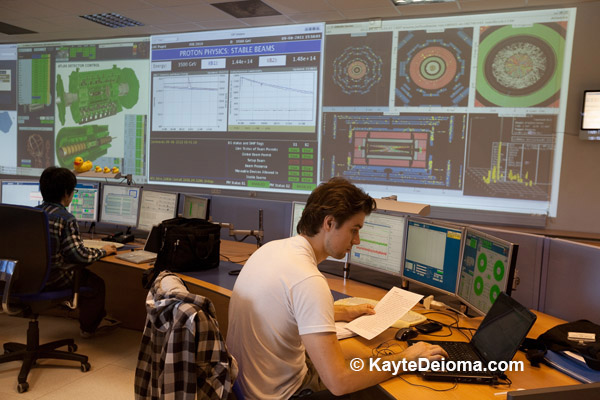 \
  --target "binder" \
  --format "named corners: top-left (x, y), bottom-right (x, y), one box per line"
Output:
top-left (544, 350), bottom-right (600, 383)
